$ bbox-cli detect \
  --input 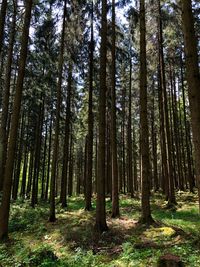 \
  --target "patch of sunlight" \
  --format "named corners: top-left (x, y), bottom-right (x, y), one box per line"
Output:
top-left (143, 227), bottom-right (175, 240)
